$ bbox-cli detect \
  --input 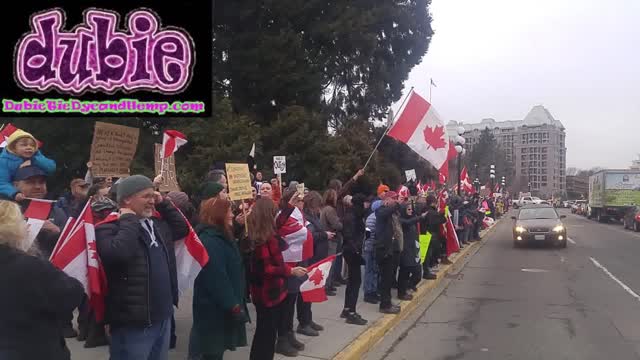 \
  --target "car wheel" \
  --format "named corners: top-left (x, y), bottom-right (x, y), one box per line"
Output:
top-left (635, 222), bottom-right (640, 232)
